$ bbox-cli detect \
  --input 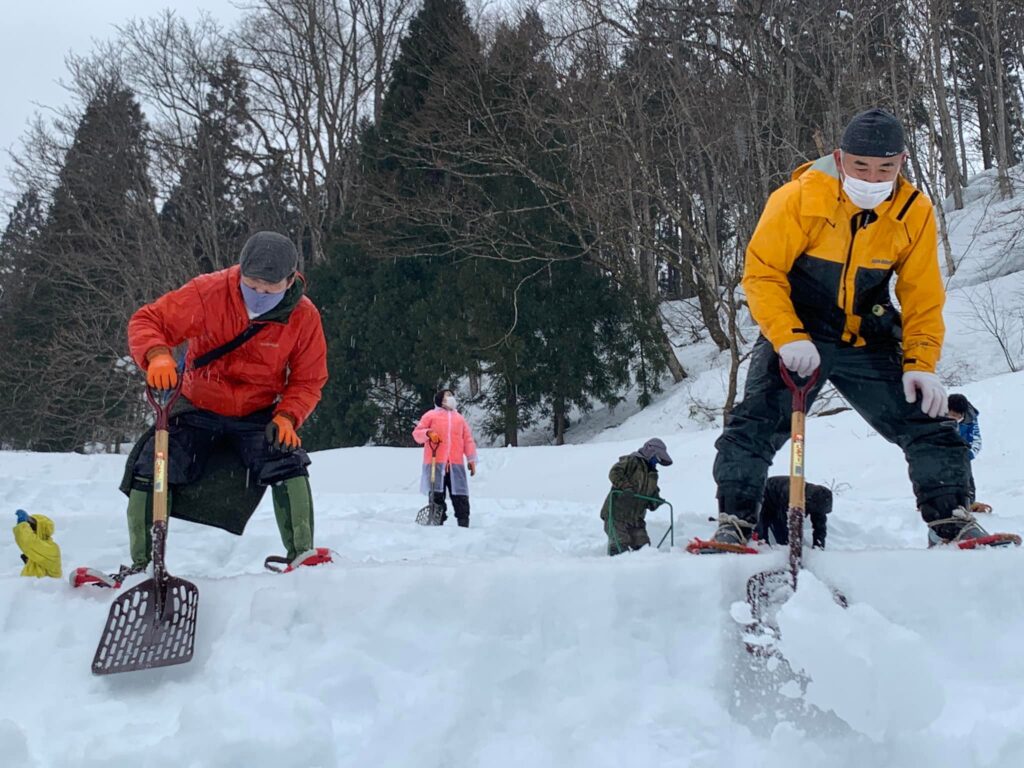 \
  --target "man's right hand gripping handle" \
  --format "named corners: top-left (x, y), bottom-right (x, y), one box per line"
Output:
top-left (146, 347), bottom-right (178, 390)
